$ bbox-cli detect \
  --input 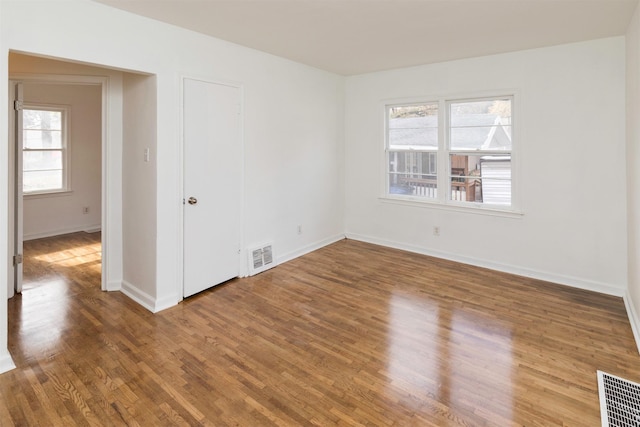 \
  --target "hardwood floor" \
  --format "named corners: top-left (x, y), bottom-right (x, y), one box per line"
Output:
top-left (1, 234), bottom-right (639, 425)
